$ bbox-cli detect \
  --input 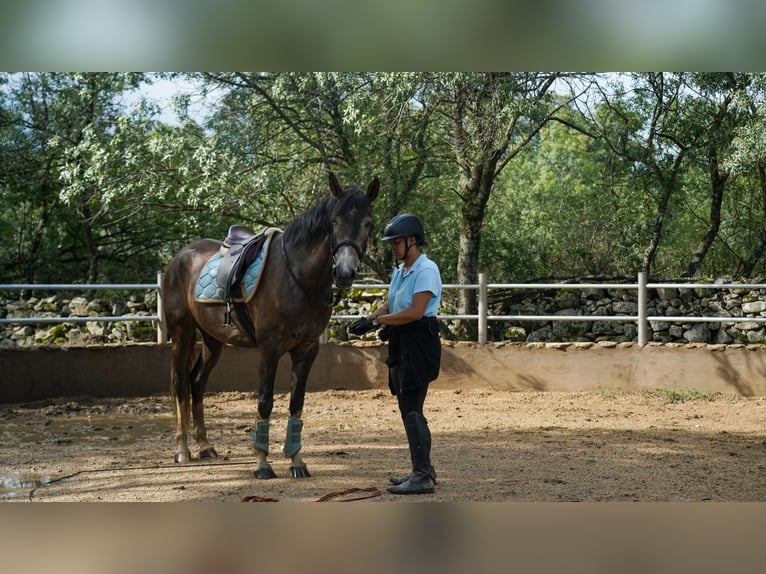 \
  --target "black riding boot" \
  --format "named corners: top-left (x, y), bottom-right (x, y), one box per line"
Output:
top-left (387, 411), bottom-right (435, 495)
top-left (388, 465), bottom-right (437, 486)
top-left (388, 413), bottom-right (436, 485)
